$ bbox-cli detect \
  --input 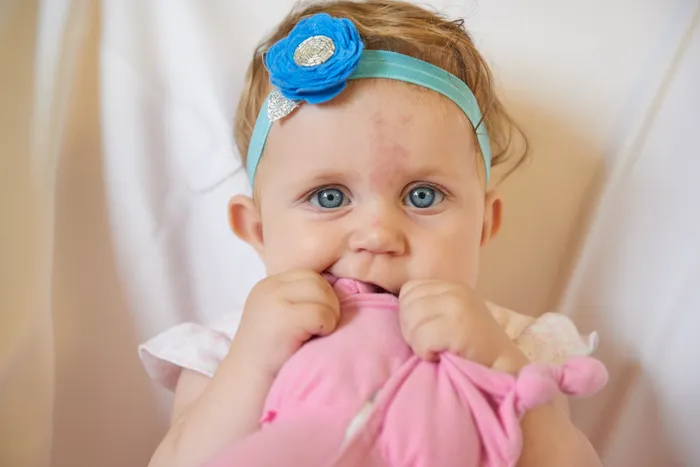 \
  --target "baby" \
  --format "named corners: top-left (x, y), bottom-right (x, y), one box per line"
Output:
top-left (140, 1), bottom-right (604, 466)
